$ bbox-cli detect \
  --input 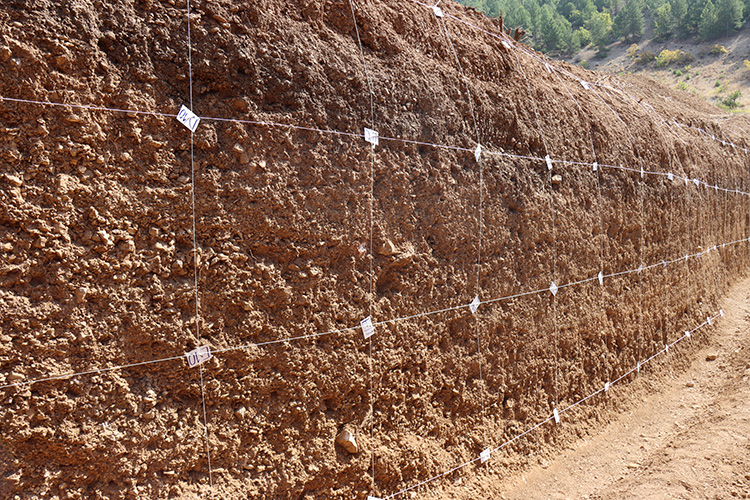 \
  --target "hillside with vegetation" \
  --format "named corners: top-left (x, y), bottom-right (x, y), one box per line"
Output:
top-left (459, 0), bottom-right (748, 55)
